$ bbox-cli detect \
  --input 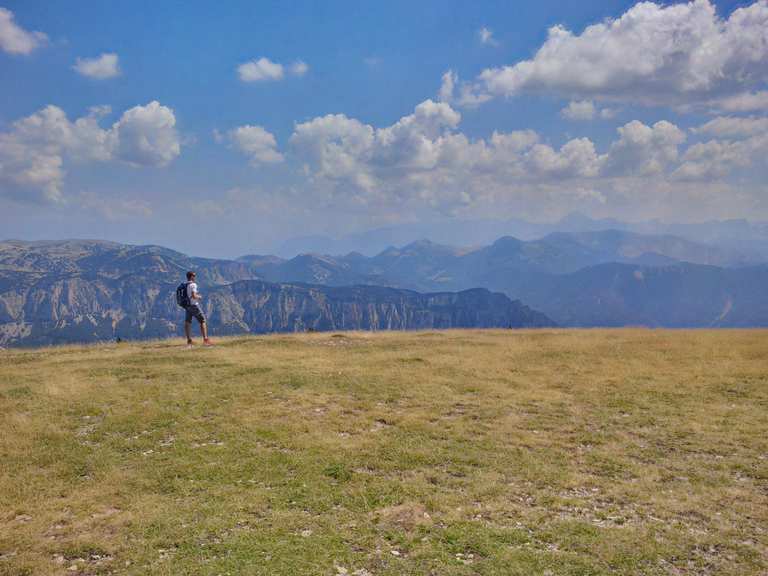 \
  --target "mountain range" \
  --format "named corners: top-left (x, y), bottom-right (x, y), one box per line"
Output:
top-left (3, 225), bottom-right (767, 347)
top-left (0, 240), bottom-right (552, 347)
top-left (241, 230), bottom-right (768, 328)
top-left (273, 212), bottom-right (768, 260)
